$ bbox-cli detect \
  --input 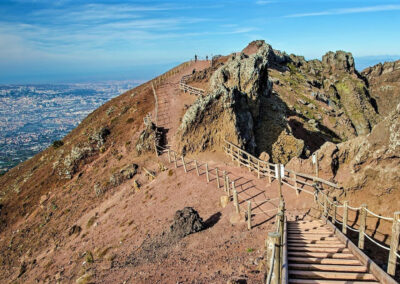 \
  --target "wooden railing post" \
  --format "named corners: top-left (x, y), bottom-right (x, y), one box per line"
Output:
top-left (223, 171), bottom-right (227, 191)
top-left (247, 201), bottom-right (252, 230)
top-left (294, 173), bottom-right (298, 196)
top-left (387, 212), bottom-right (400, 276)
top-left (205, 163), bottom-right (210, 182)
top-left (323, 195), bottom-right (328, 218)
top-left (195, 160), bottom-right (200, 176)
top-left (358, 204), bottom-right (367, 250)
top-left (181, 156), bottom-right (187, 173)
top-left (216, 167), bottom-right (220, 189)
top-left (247, 155), bottom-right (251, 172)
top-left (342, 201), bottom-right (348, 234)
top-left (167, 149), bottom-right (171, 163)
top-left (266, 232), bottom-right (281, 284)
top-left (257, 160), bottom-right (261, 179)
top-left (233, 187), bottom-right (240, 214)
top-left (333, 201), bottom-right (338, 225)
top-left (173, 152), bottom-right (177, 168)
top-left (277, 164), bottom-right (282, 200)
top-left (226, 176), bottom-right (230, 197)
top-left (268, 165), bottom-right (272, 184)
